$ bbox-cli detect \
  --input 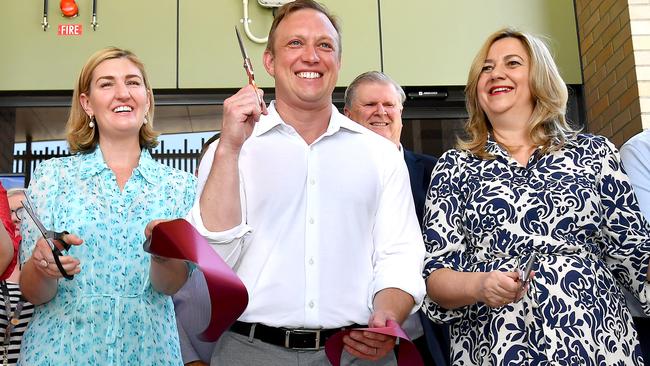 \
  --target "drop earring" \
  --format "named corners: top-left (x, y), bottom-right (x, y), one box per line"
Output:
top-left (143, 115), bottom-right (149, 125)
top-left (89, 115), bottom-right (95, 128)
